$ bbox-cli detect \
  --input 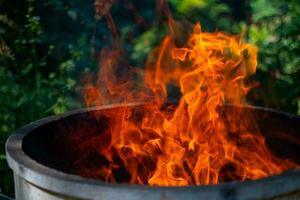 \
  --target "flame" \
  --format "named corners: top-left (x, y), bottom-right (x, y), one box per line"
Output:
top-left (80, 22), bottom-right (298, 186)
